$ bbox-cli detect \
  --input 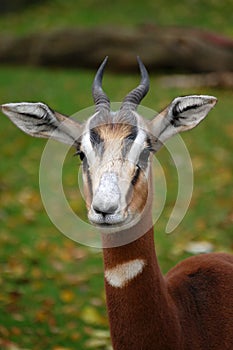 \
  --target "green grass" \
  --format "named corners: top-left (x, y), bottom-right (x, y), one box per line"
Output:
top-left (0, 0), bottom-right (232, 36)
top-left (0, 2), bottom-right (232, 348)
top-left (0, 65), bottom-right (232, 349)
